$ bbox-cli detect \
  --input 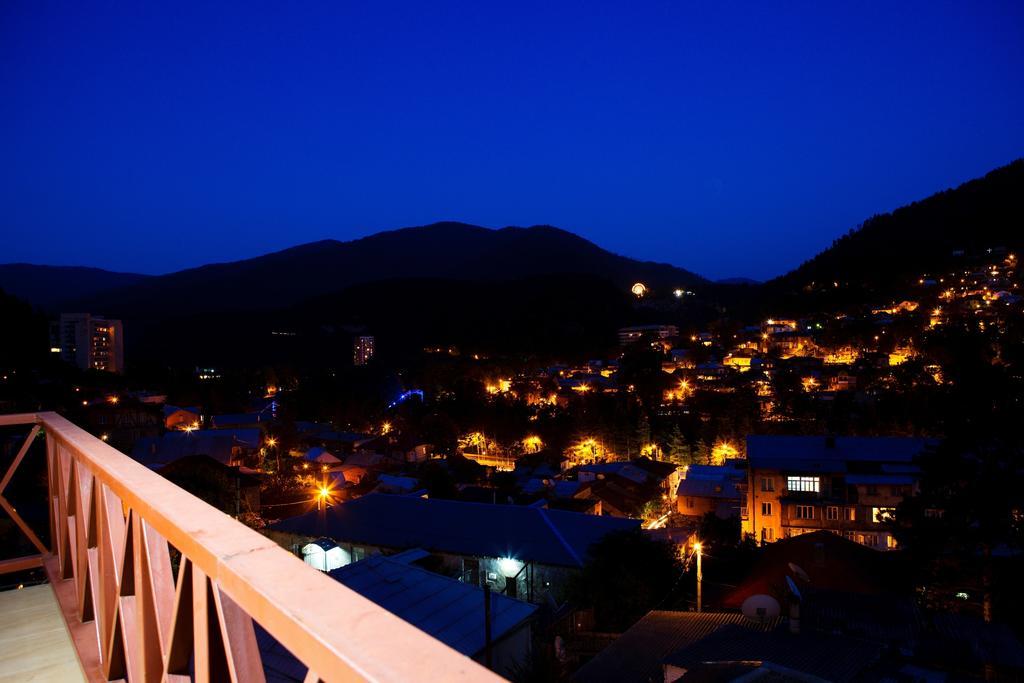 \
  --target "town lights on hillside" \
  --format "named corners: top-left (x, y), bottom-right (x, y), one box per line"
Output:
top-left (485, 378), bottom-right (512, 395)
top-left (631, 282), bottom-right (648, 298)
top-left (523, 436), bottom-right (543, 453)
top-left (381, 421), bottom-right (392, 435)
top-left (664, 379), bottom-right (693, 402)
